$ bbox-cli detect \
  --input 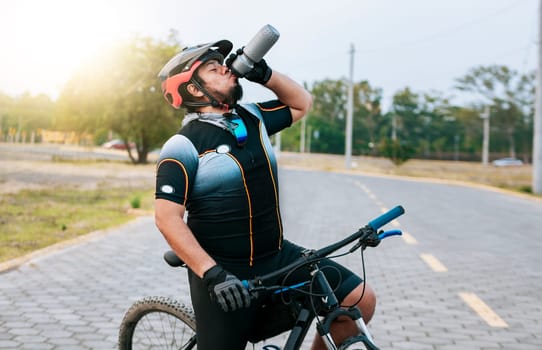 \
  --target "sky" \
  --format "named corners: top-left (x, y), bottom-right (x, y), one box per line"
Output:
top-left (0, 0), bottom-right (539, 111)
